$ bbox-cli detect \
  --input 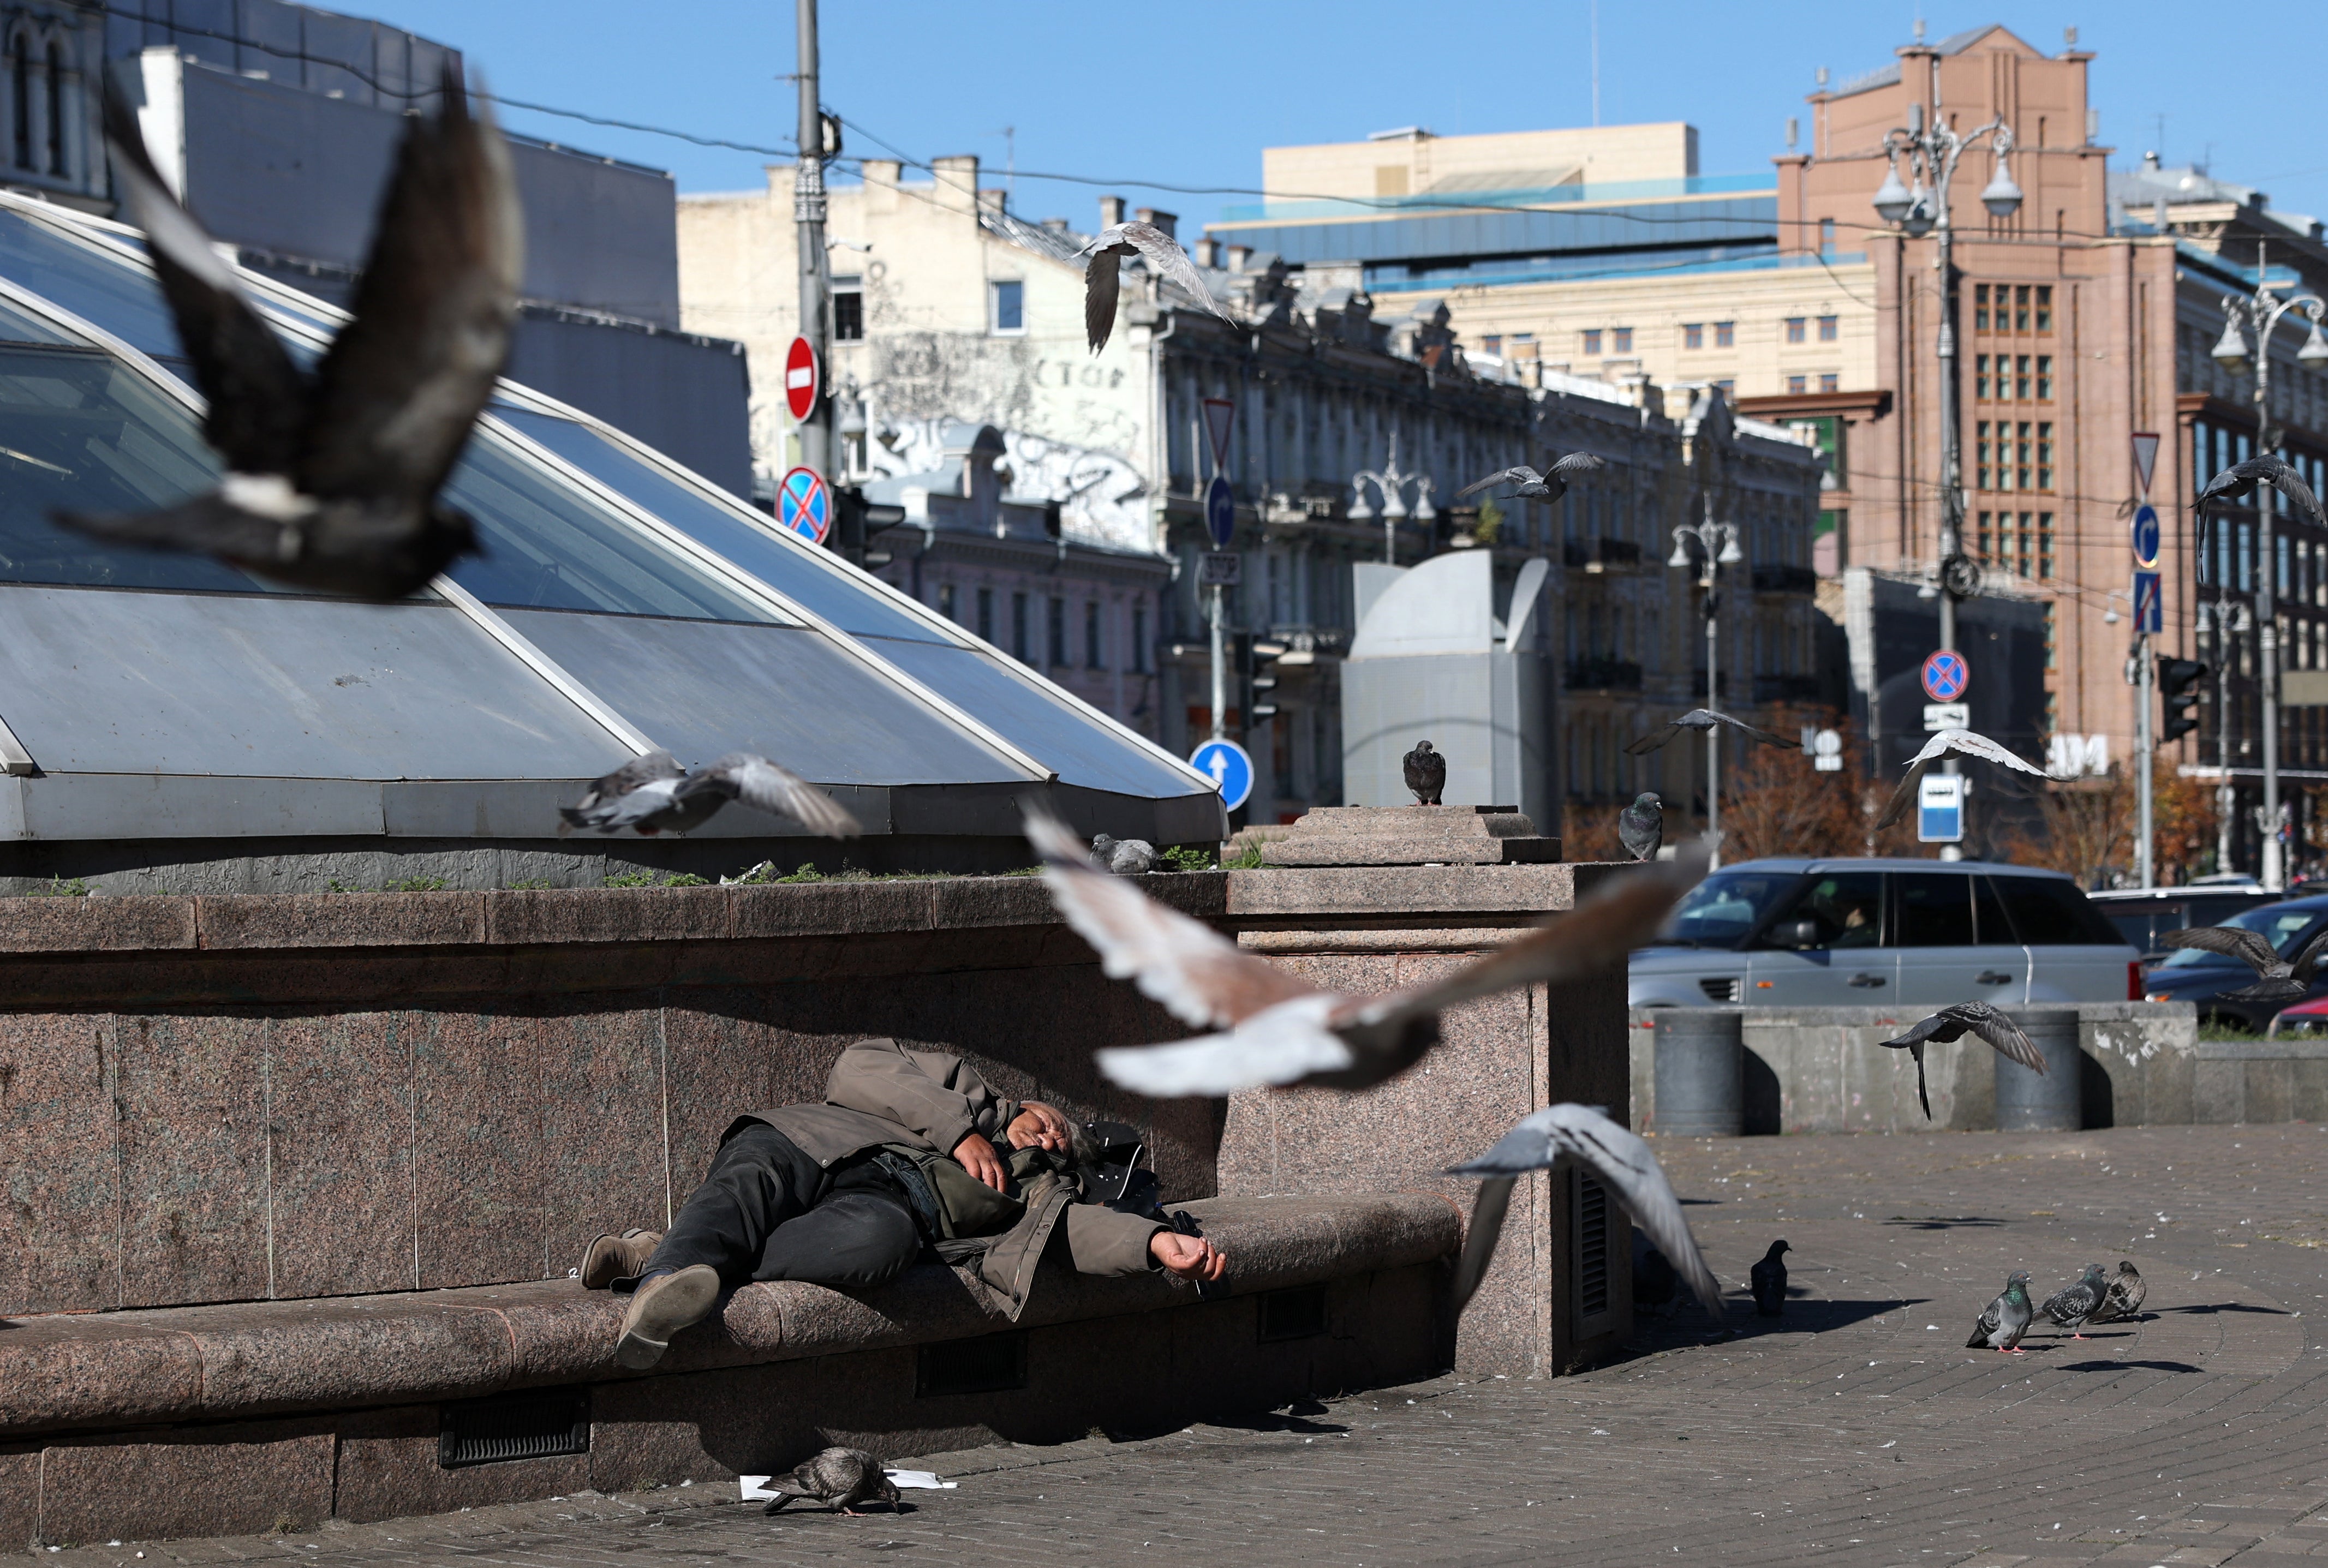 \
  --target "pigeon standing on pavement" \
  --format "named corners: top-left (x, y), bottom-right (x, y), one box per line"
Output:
top-left (1880, 1002), bottom-right (2049, 1121)
top-left (2043, 1263), bottom-right (2111, 1338)
top-left (58, 71), bottom-right (519, 601)
top-left (760, 1447), bottom-right (900, 1516)
top-left (1750, 1238), bottom-right (1789, 1317)
top-left (1404, 740), bottom-right (1447, 805)
top-left (1872, 728), bottom-right (2049, 830)
top-left (1617, 792), bottom-right (1664, 861)
top-left (1625, 710), bottom-right (1801, 756)
top-left (1967, 1271), bottom-right (2034, 1354)
top-left (559, 751), bottom-right (861, 839)
top-left (2090, 1260), bottom-right (2147, 1323)
top-left (1090, 834), bottom-right (1160, 875)
top-left (1453, 452), bottom-right (1608, 505)
top-left (2157, 924), bottom-right (2328, 1003)
top-left (1633, 1232), bottom-right (1678, 1311)
top-left (1076, 221), bottom-right (1232, 352)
